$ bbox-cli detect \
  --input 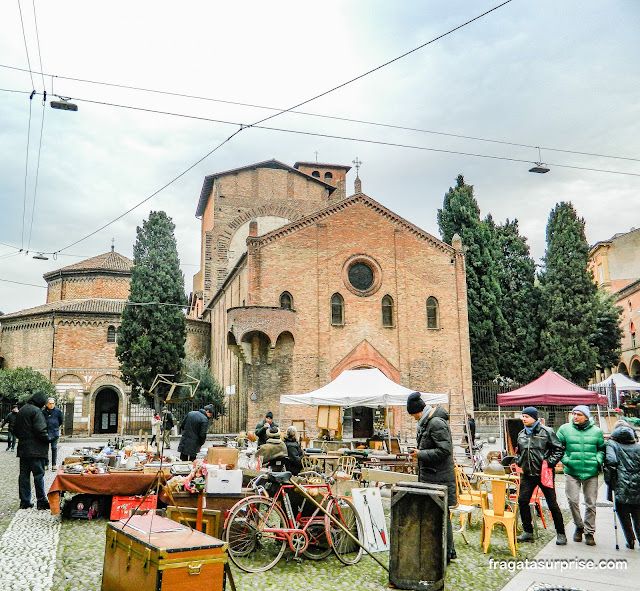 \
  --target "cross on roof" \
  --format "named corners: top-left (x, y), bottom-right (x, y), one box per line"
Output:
top-left (352, 157), bottom-right (362, 175)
